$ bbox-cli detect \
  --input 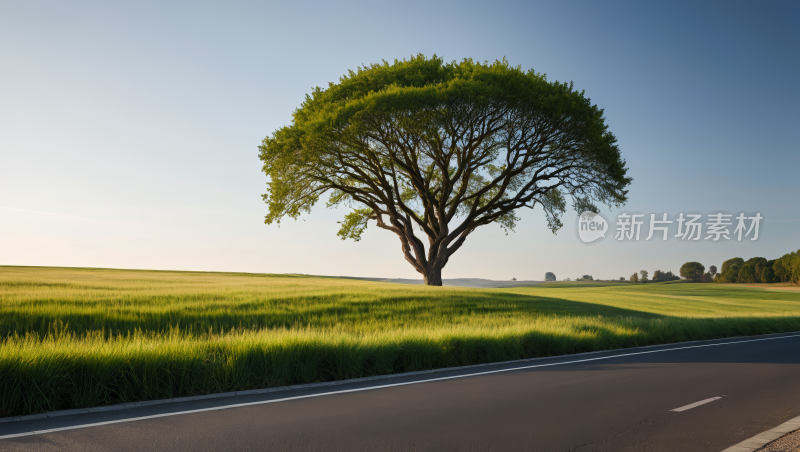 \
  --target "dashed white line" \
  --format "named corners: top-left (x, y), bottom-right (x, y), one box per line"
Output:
top-left (671, 396), bottom-right (723, 412)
